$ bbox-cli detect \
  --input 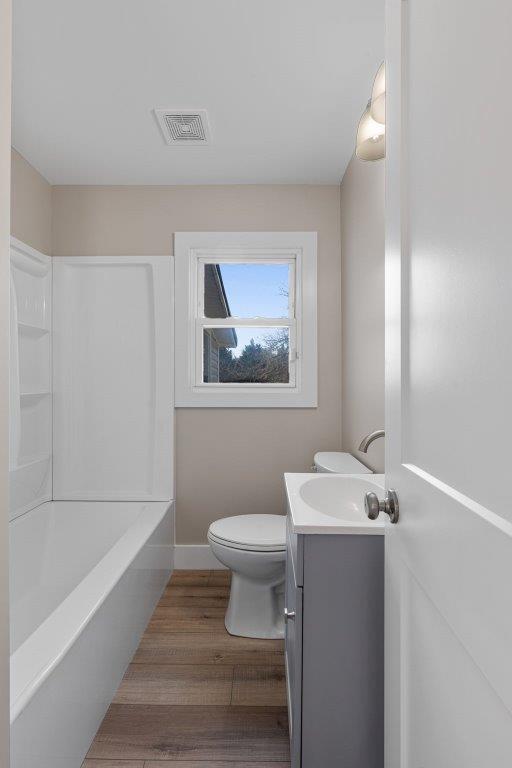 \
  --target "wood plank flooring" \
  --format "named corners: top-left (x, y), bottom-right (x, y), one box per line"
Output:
top-left (84, 570), bottom-right (290, 767)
